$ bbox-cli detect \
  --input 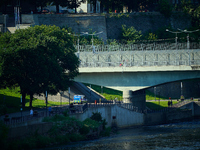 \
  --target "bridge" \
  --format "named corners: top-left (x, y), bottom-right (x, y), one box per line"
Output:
top-left (74, 42), bottom-right (200, 109)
